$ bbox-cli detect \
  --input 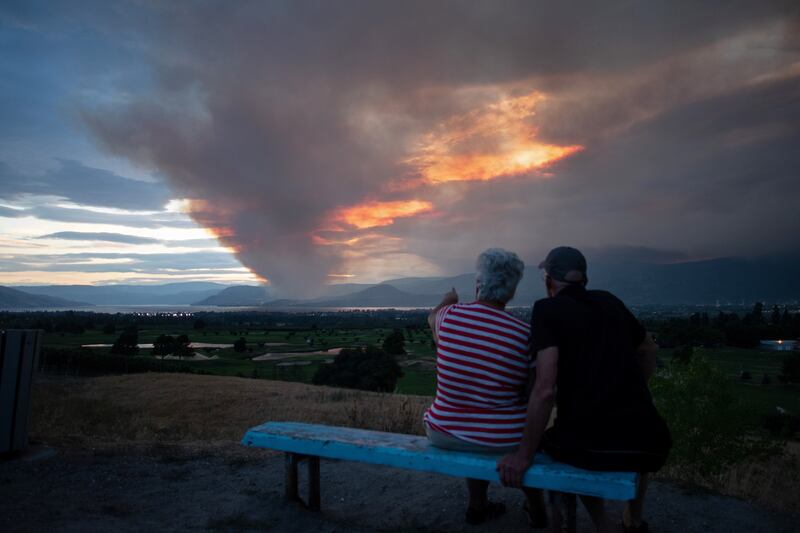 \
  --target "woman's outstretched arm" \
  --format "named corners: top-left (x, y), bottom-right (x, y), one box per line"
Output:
top-left (427, 287), bottom-right (458, 345)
